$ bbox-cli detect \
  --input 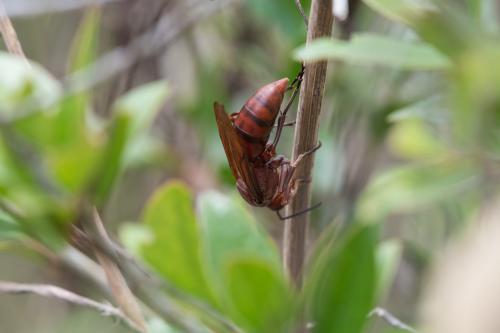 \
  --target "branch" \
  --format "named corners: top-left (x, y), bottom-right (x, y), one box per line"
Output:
top-left (283, 0), bottom-right (333, 287)
top-left (81, 207), bottom-right (148, 333)
top-left (0, 0), bottom-right (27, 60)
top-left (369, 307), bottom-right (419, 333)
top-left (78, 209), bottom-right (240, 333)
top-left (294, 0), bottom-right (308, 27)
top-left (0, 280), bottom-right (143, 333)
top-left (64, 0), bottom-right (234, 94)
